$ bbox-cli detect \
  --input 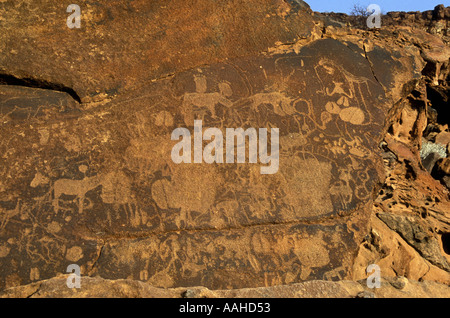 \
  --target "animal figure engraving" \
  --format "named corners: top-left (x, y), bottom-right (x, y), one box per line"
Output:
top-left (249, 91), bottom-right (295, 116)
top-left (52, 175), bottom-right (102, 214)
top-left (181, 75), bottom-right (233, 124)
